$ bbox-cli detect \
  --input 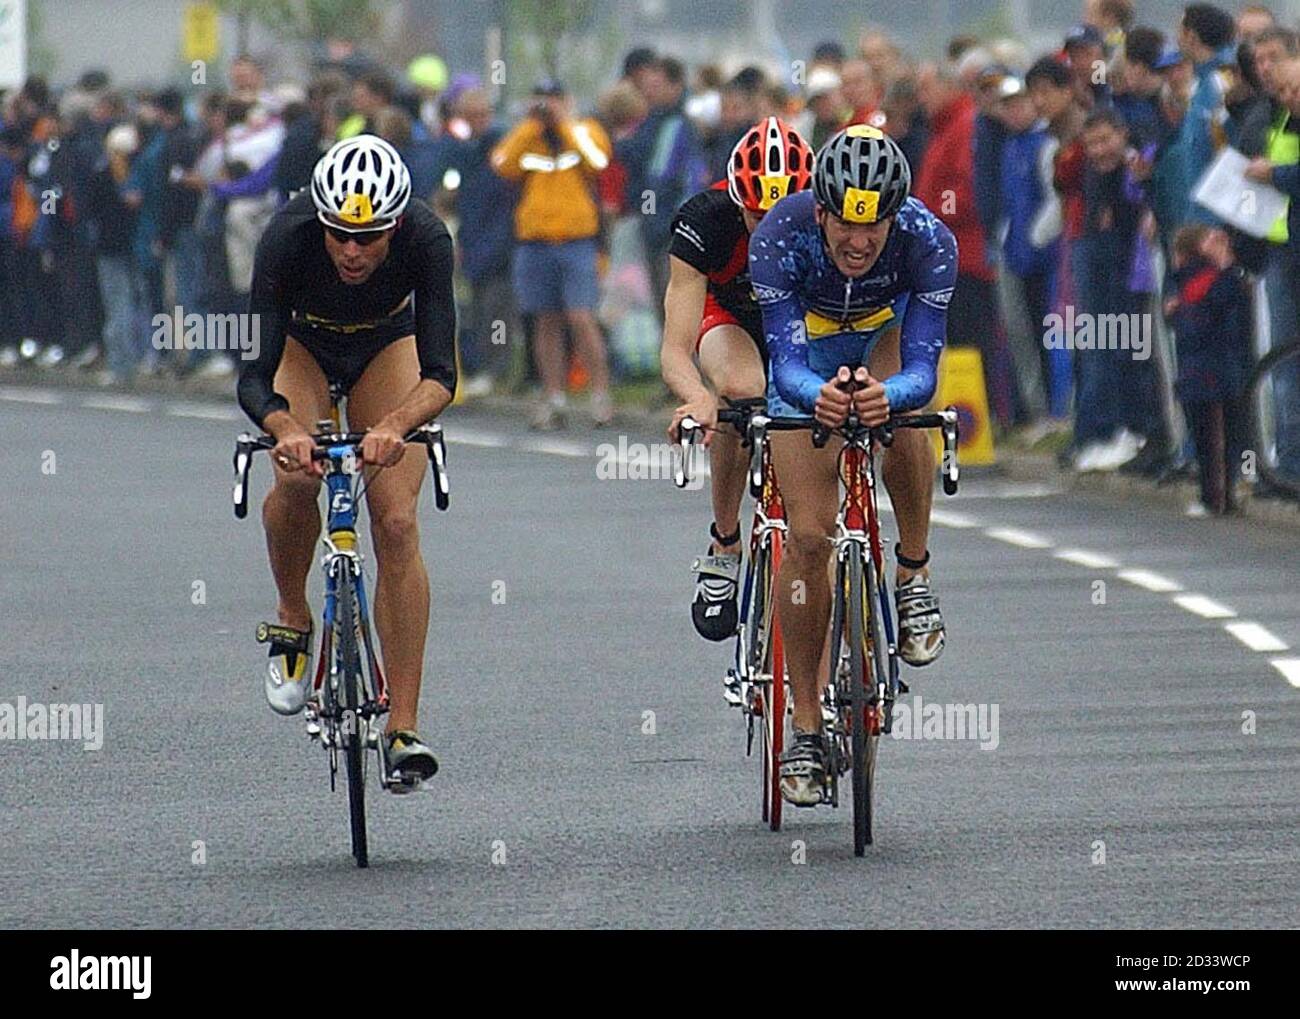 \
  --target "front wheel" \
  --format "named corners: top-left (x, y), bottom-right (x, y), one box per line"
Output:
top-left (336, 565), bottom-right (369, 868)
top-left (846, 551), bottom-right (877, 856)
